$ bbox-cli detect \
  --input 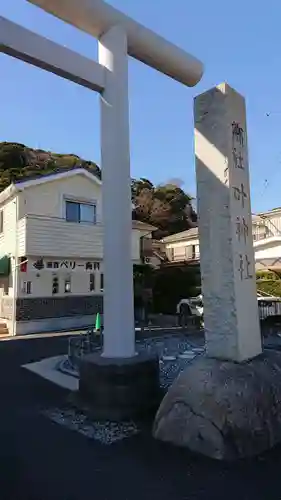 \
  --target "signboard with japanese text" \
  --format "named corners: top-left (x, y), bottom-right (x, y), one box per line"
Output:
top-left (28, 258), bottom-right (102, 272)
